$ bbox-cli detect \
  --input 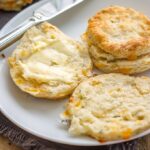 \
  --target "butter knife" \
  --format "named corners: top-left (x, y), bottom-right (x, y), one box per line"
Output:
top-left (0, 0), bottom-right (84, 51)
